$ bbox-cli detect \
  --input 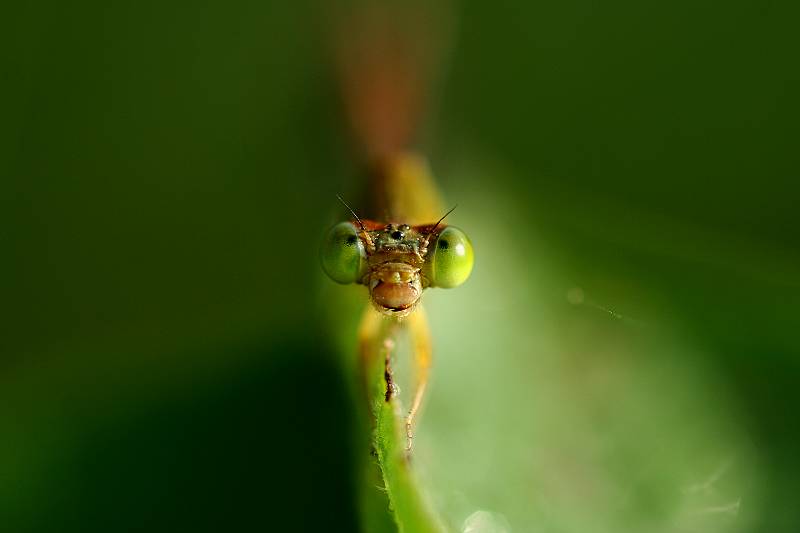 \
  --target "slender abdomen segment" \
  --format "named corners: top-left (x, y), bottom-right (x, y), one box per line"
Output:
top-left (371, 153), bottom-right (445, 225)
